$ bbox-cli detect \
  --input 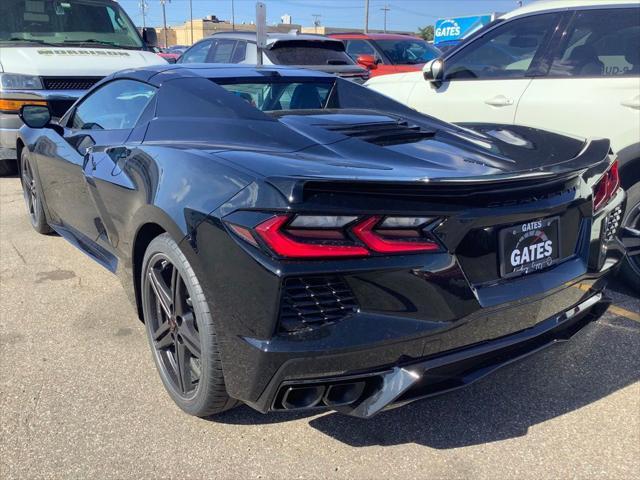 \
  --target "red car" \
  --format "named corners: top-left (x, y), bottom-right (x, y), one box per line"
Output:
top-left (328, 33), bottom-right (441, 77)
